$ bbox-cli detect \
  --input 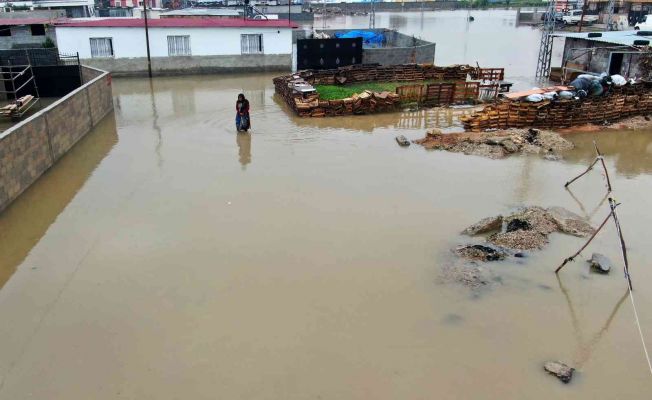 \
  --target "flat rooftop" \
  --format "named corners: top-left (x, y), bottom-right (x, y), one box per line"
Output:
top-left (57, 17), bottom-right (299, 28)
top-left (160, 8), bottom-right (243, 17)
top-left (553, 30), bottom-right (652, 47)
